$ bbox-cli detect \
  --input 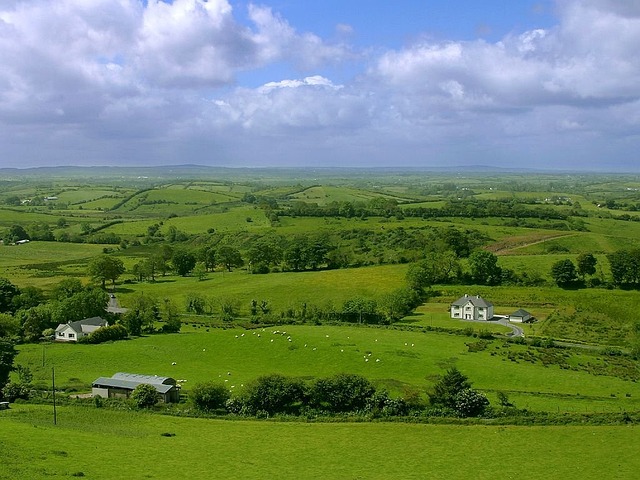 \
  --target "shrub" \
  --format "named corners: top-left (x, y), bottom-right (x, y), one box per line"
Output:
top-left (310, 373), bottom-right (375, 413)
top-left (131, 383), bottom-right (158, 409)
top-left (454, 388), bottom-right (490, 417)
top-left (190, 382), bottom-right (230, 412)
top-left (77, 324), bottom-right (128, 344)
top-left (241, 374), bottom-right (306, 415)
